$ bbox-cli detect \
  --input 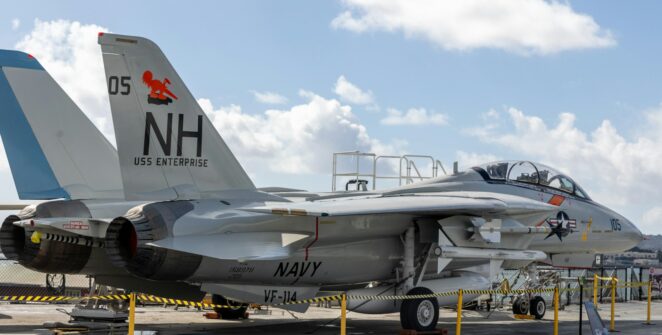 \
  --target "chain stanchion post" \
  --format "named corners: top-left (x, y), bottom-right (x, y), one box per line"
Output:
top-left (340, 293), bottom-right (347, 335)
top-left (610, 277), bottom-right (616, 332)
top-left (128, 292), bottom-right (136, 334)
top-left (646, 279), bottom-right (653, 325)
top-left (579, 277), bottom-right (585, 335)
top-left (553, 286), bottom-right (559, 335)
top-left (593, 274), bottom-right (598, 307)
top-left (456, 289), bottom-right (463, 335)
